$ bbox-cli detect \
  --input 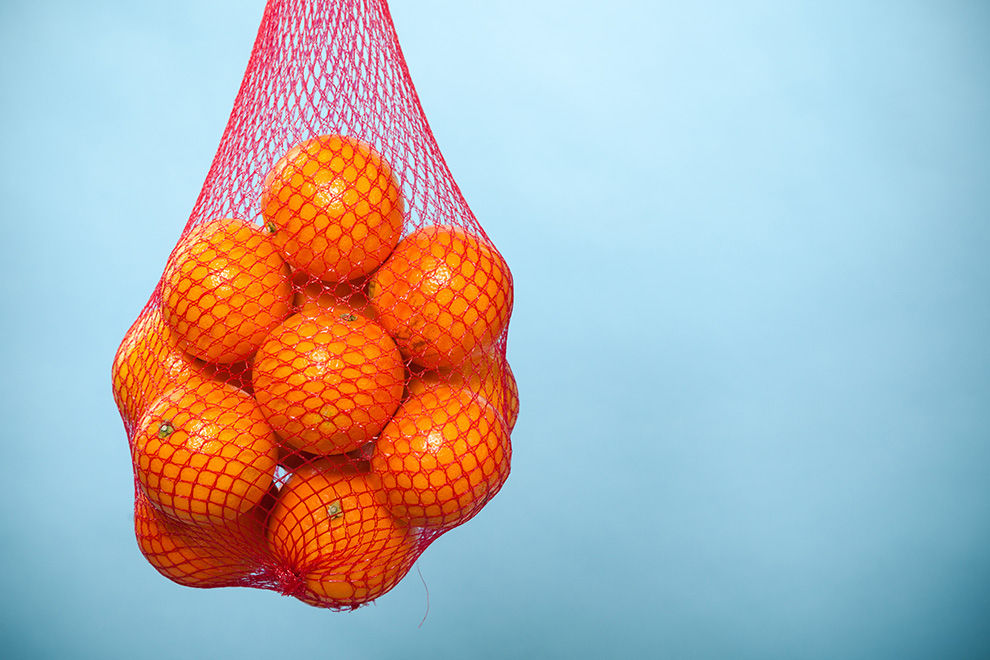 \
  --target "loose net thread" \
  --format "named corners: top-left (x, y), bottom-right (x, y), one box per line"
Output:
top-left (112, 0), bottom-right (516, 610)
